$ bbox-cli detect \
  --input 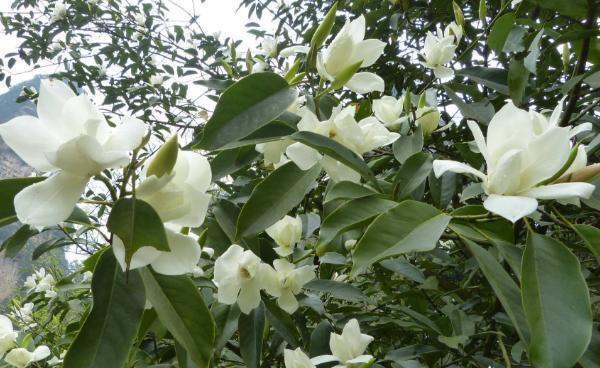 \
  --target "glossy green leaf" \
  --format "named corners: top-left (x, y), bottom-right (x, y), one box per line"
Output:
top-left (140, 269), bottom-right (215, 368)
top-left (392, 125), bottom-right (423, 164)
top-left (212, 303), bottom-right (241, 354)
top-left (324, 181), bottom-right (378, 203)
top-left (63, 251), bottom-right (145, 368)
top-left (574, 224), bottom-right (600, 263)
top-left (508, 58), bottom-right (528, 105)
top-left (236, 162), bottom-right (320, 239)
top-left (465, 239), bottom-right (530, 344)
top-left (488, 13), bottom-right (516, 53)
top-left (290, 131), bottom-right (378, 187)
top-left (444, 87), bottom-right (495, 124)
top-left (525, 0), bottom-right (588, 18)
top-left (262, 296), bottom-right (301, 347)
top-left (1, 225), bottom-right (37, 258)
top-left (392, 152), bottom-right (433, 200)
top-left (524, 30), bottom-right (544, 74)
top-left (457, 67), bottom-right (509, 94)
top-left (351, 201), bottom-right (451, 276)
top-left (210, 146), bottom-right (261, 180)
top-left (428, 171), bottom-right (457, 209)
top-left (316, 196), bottom-right (397, 255)
top-left (238, 302), bottom-right (265, 368)
top-left (106, 198), bottom-right (169, 269)
top-left (196, 72), bottom-right (298, 150)
top-left (304, 279), bottom-right (369, 302)
top-left (0, 177), bottom-right (45, 227)
top-left (522, 233), bottom-right (592, 368)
